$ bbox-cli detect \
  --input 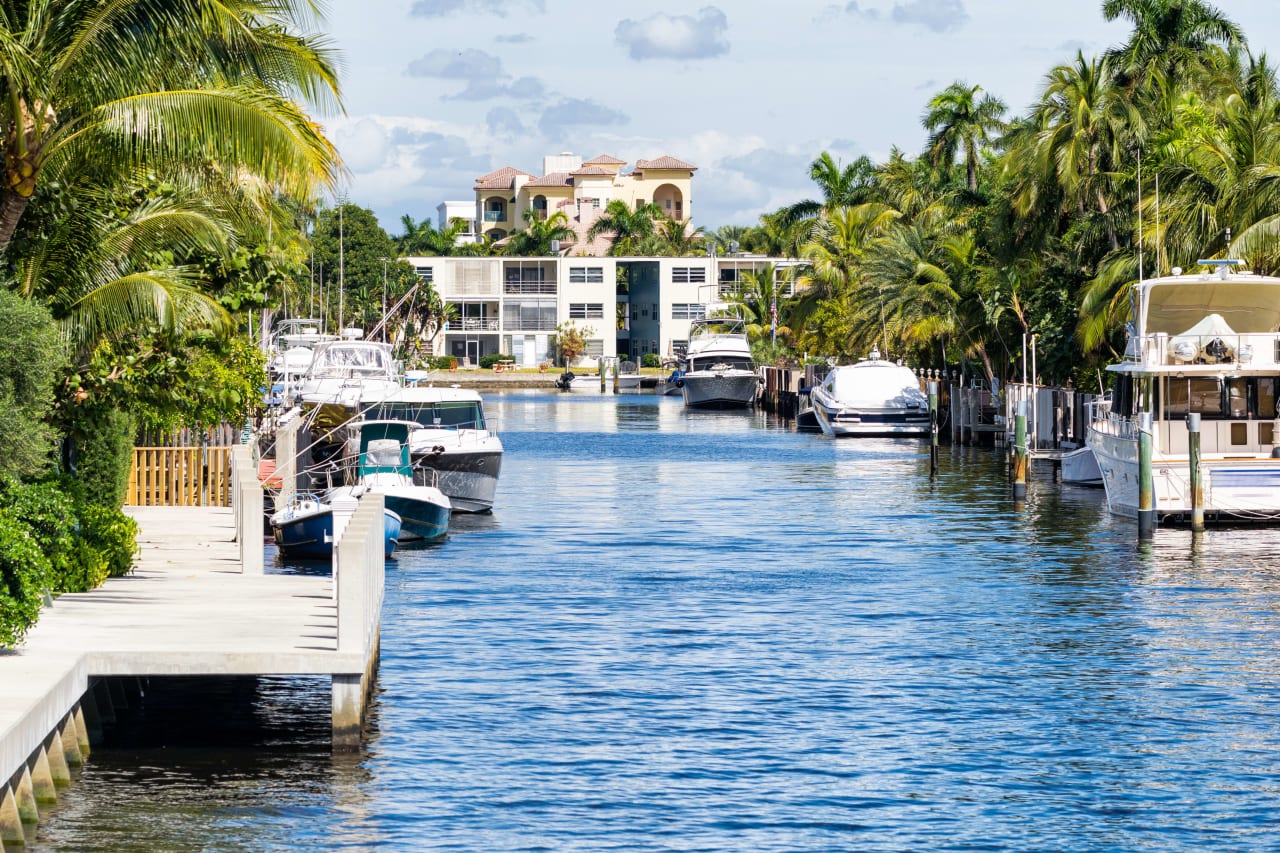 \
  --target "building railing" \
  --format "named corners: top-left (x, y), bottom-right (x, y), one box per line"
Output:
top-left (503, 282), bottom-right (557, 295)
top-left (483, 210), bottom-right (506, 222)
top-left (502, 319), bottom-right (558, 332)
top-left (457, 318), bottom-right (499, 331)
